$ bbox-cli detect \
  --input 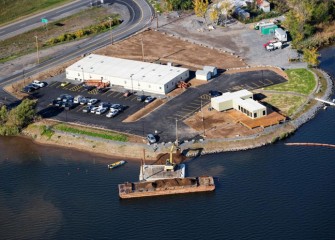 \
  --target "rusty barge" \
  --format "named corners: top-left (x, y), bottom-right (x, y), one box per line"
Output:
top-left (118, 176), bottom-right (215, 199)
